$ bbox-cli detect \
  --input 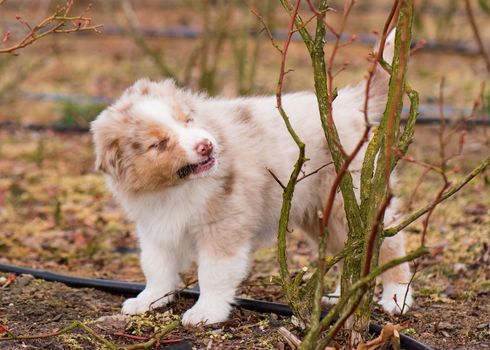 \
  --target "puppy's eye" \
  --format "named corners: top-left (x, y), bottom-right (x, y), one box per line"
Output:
top-left (149, 138), bottom-right (169, 152)
top-left (185, 117), bottom-right (194, 124)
